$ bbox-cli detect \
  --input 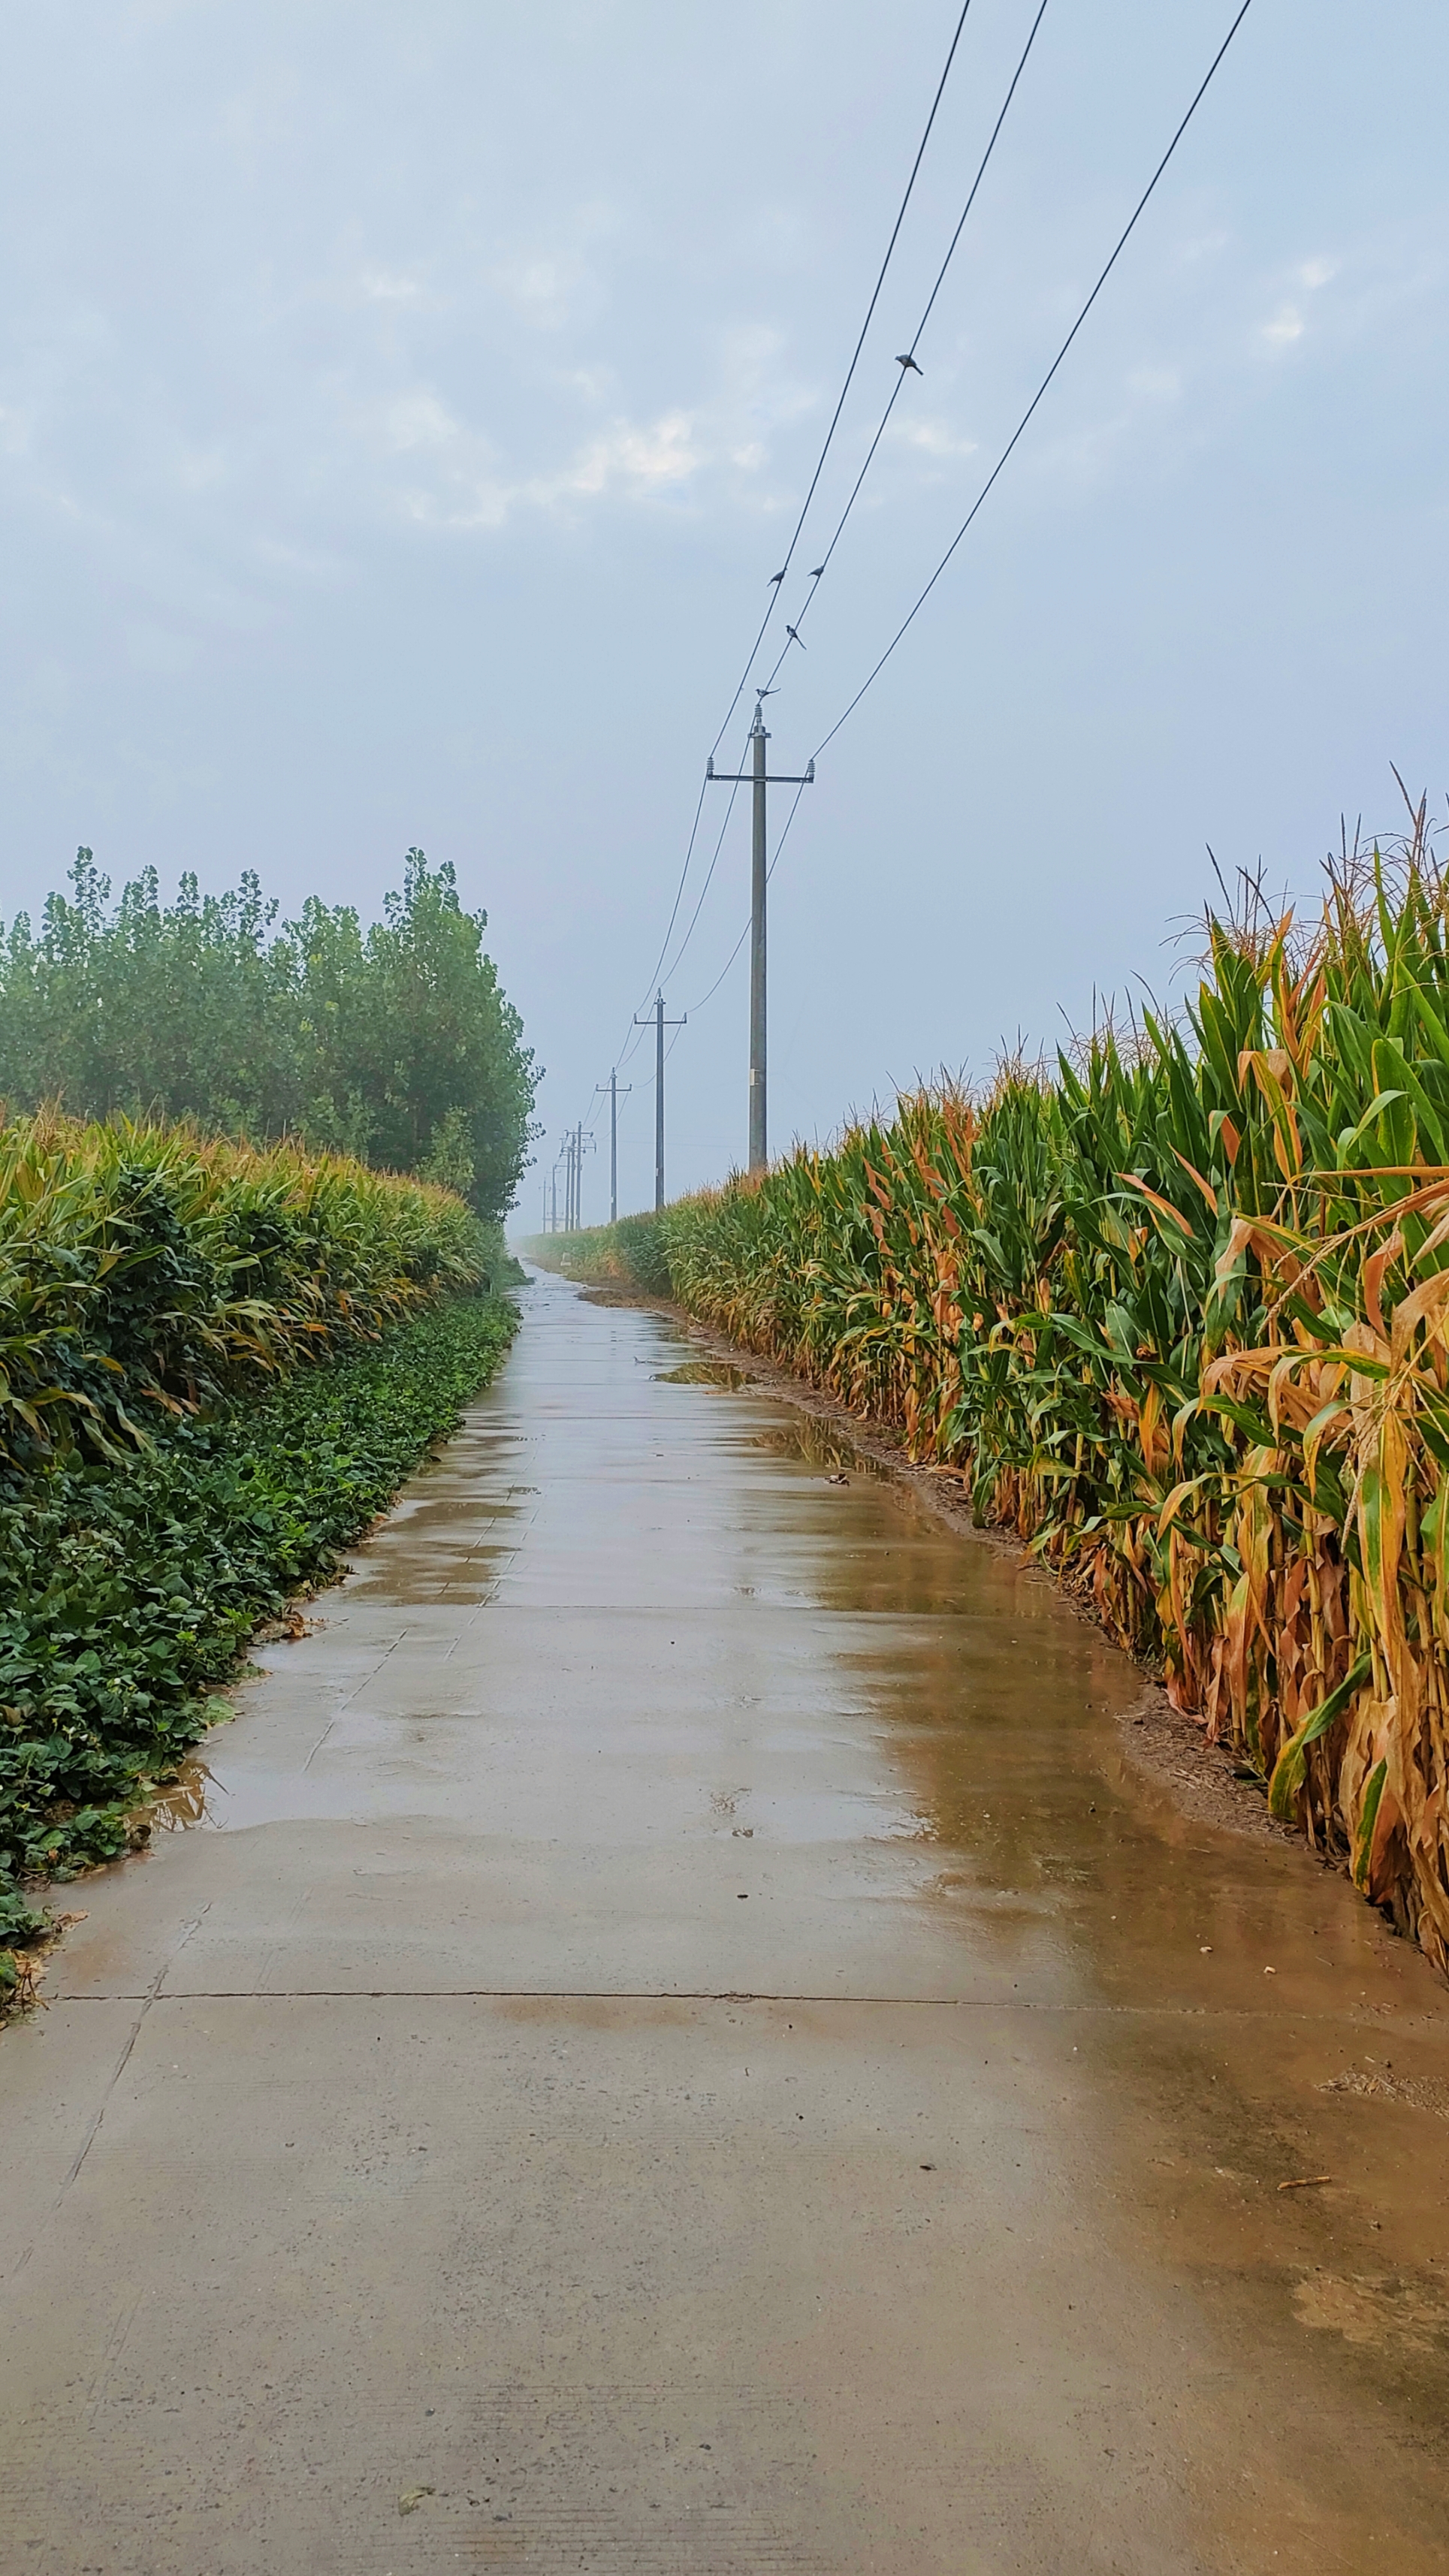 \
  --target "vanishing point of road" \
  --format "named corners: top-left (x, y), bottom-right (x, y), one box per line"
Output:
top-left (2, 1267), bottom-right (1447, 2574)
